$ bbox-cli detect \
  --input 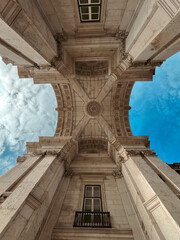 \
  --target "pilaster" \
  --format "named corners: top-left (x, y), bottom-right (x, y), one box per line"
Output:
top-left (0, 0), bottom-right (57, 66)
top-left (0, 139), bottom-right (78, 240)
top-left (122, 151), bottom-right (180, 240)
top-left (126, 0), bottom-right (180, 62)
